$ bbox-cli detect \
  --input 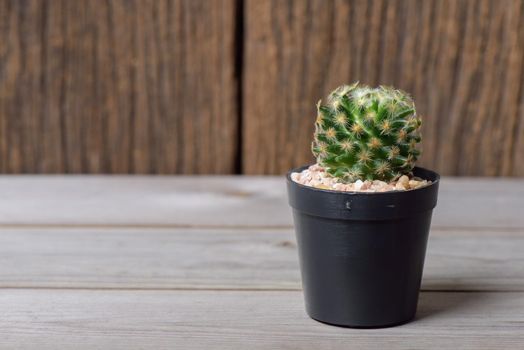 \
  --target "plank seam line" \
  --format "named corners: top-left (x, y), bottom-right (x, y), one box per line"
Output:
top-left (0, 286), bottom-right (520, 293)
top-left (0, 223), bottom-right (521, 232)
